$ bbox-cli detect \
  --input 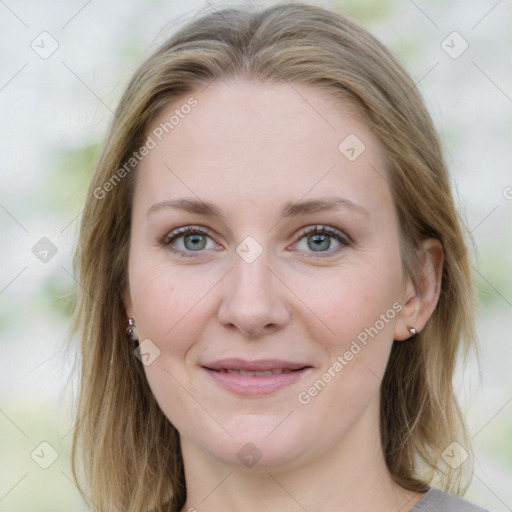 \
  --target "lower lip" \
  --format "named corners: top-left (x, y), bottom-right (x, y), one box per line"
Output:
top-left (202, 367), bottom-right (311, 396)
